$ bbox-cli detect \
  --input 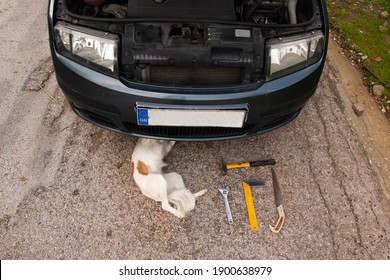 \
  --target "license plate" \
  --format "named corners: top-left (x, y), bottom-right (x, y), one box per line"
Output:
top-left (137, 108), bottom-right (246, 128)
